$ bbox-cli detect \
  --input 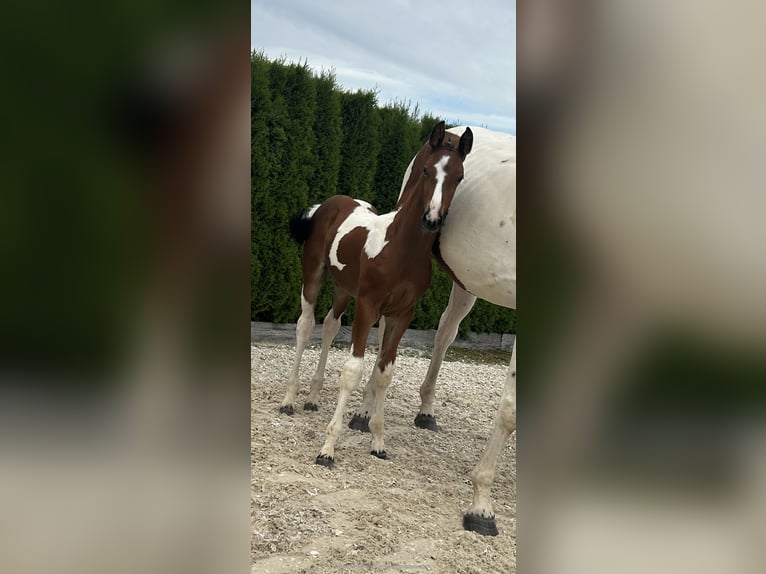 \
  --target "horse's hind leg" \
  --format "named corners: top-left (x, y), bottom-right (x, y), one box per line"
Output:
top-left (415, 283), bottom-right (476, 430)
top-left (304, 287), bottom-right (350, 411)
top-left (463, 339), bottom-right (516, 536)
top-left (348, 315), bottom-right (386, 432)
top-left (279, 286), bottom-right (316, 415)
